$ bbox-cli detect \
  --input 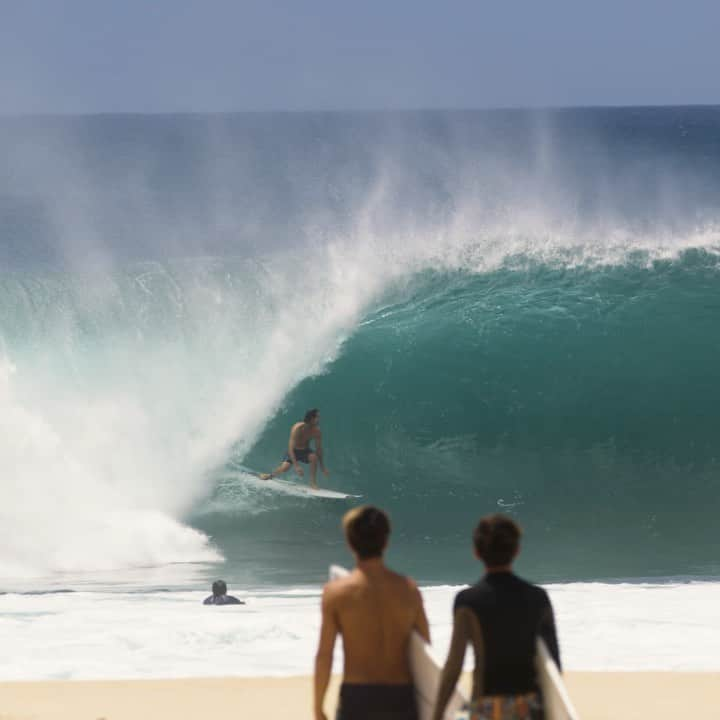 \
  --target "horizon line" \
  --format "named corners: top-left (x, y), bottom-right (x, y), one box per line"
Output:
top-left (1, 102), bottom-right (719, 120)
